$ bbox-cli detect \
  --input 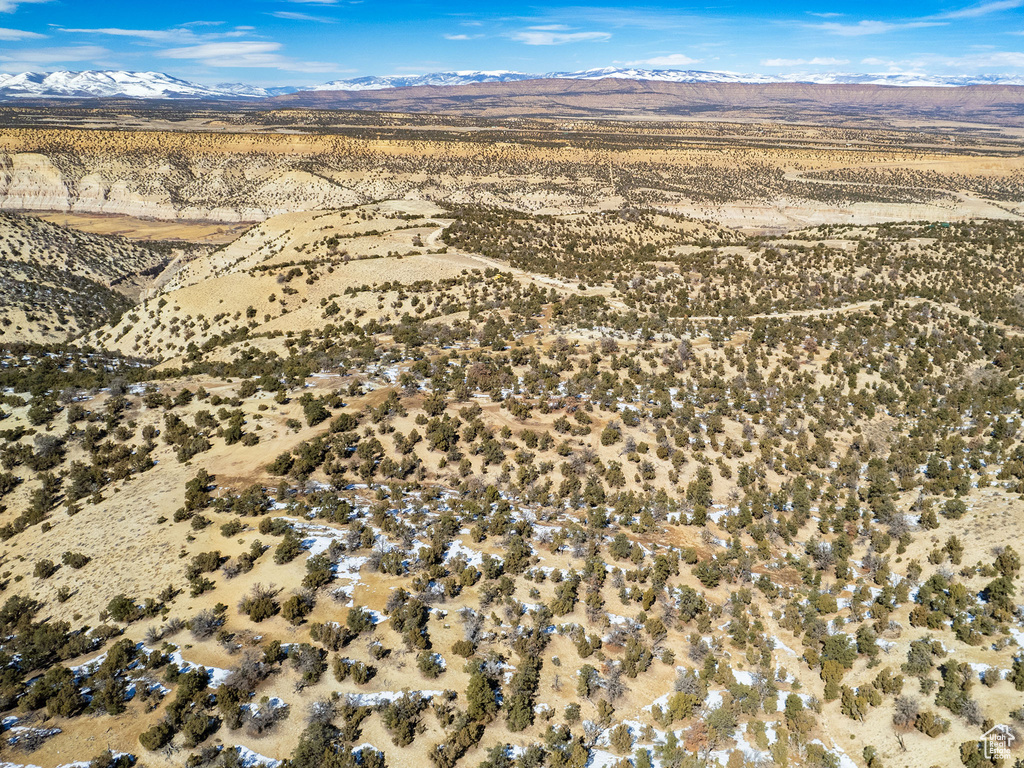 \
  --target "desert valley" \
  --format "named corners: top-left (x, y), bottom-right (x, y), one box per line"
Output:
top-left (0, 73), bottom-right (1022, 768)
